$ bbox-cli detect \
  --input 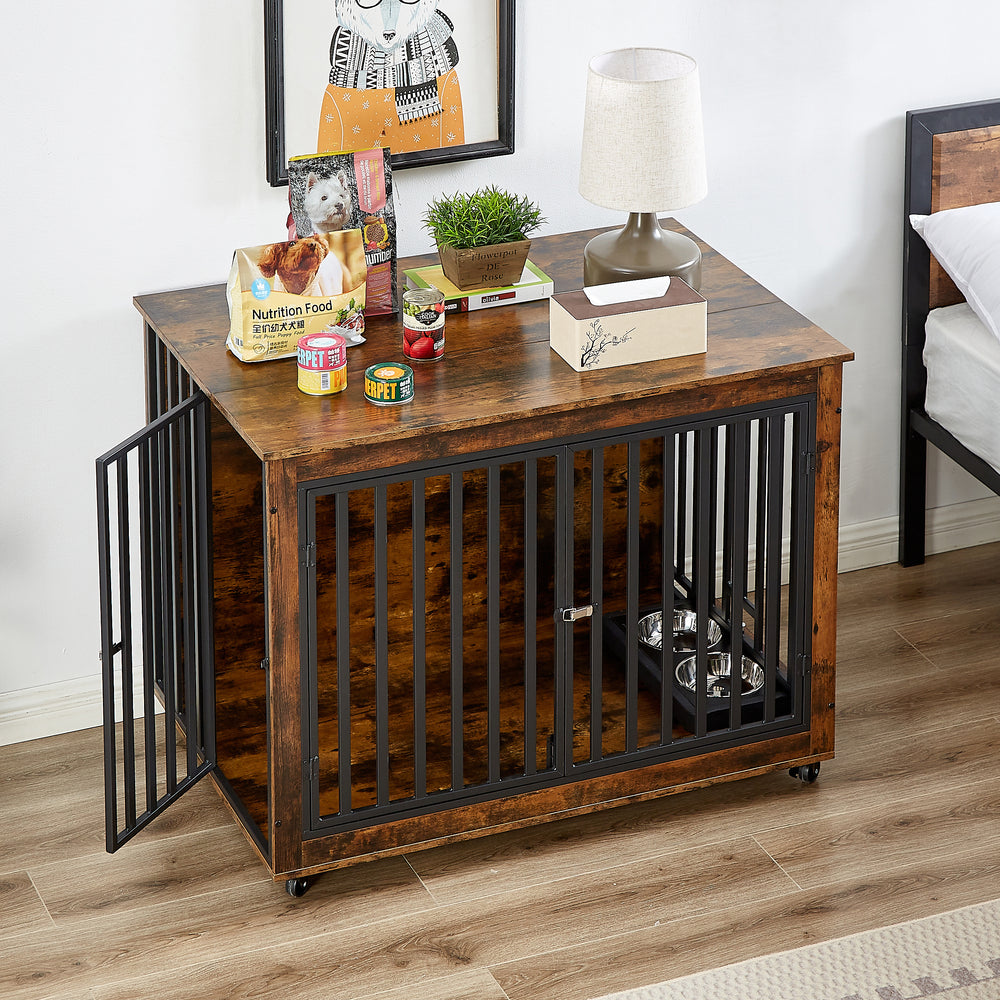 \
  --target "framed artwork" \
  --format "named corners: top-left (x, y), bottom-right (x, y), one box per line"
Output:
top-left (265, 0), bottom-right (515, 186)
